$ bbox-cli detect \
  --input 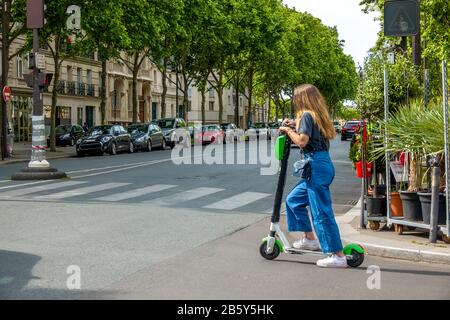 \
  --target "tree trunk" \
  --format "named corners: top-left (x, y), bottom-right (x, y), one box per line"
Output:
top-left (182, 71), bottom-right (189, 123)
top-left (161, 57), bottom-right (168, 118)
top-left (50, 39), bottom-right (61, 152)
top-left (234, 75), bottom-right (239, 126)
top-left (100, 58), bottom-right (107, 125)
top-left (246, 66), bottom-right (254, 126)
top-left (267, 91), bottom-right (272, 123)
top-left (408, 153), bottom-right (420, 192)
top-left (201, 85), bottom-right (206, 125)
top-left (218, 64), bottom-right (224, 124)
top-left (132, 52), bottom-right (139, 123)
